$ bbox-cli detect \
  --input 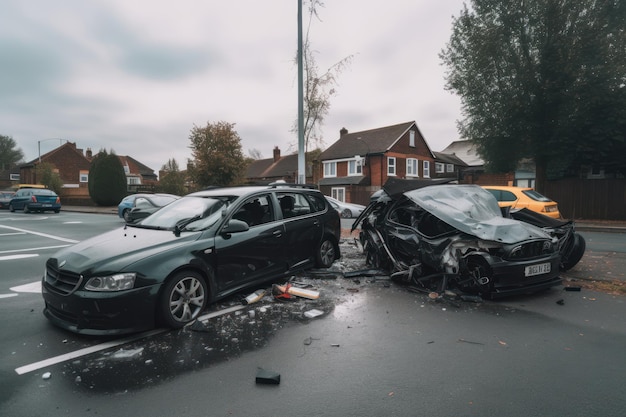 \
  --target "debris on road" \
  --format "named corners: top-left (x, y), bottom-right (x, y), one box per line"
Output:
top-left (273, 283), bottom-right (320, 300)
top-left (242, 289), bottom-right (266, 305)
